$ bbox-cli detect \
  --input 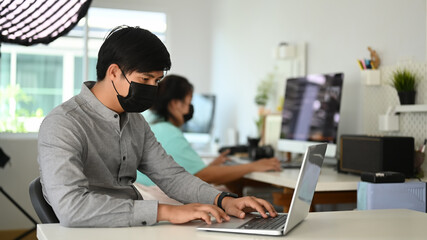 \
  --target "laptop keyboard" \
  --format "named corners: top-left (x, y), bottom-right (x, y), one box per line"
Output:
top-left (238, 214), bottom-right (288, 230)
